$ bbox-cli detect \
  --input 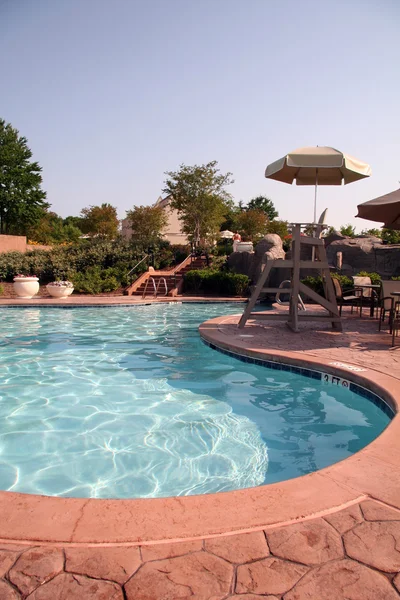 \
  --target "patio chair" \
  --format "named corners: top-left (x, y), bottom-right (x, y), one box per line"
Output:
top-left (332, 278), bottom-right (363, 317)
top-left (352, 276), bottom-right (372, 298)
top-left (352, 276), bottom-right (380, 318)
top-left (378, 280), bottom-right (400, 331)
